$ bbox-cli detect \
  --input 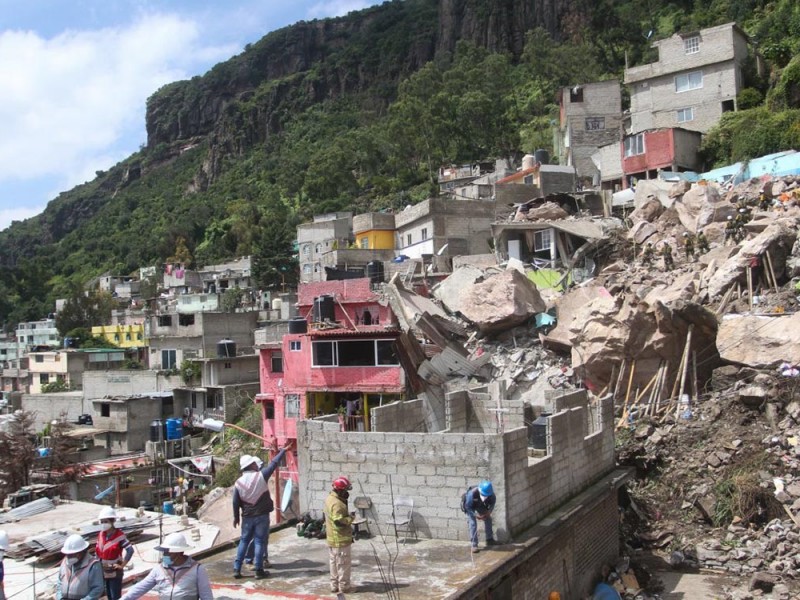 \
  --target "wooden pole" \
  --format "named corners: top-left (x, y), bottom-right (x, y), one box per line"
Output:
top-left (692, 351), bottom-right (699, 402)
top-left (765, 251), bottom-right (779, 293)
top-left (675, 325), bottom-right (694, 419)
top-left (616, 361), bottom-right (637, 428)
top-left (747, 266), bottom-right (753, 311)
top-left (613, 359), bottom-right (627, 403)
